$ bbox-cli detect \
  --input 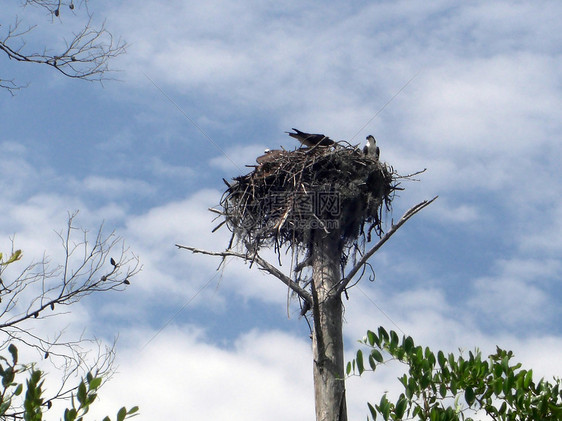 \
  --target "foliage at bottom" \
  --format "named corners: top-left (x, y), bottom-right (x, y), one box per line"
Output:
top-left (348, 326), bottom-right (561, 420)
